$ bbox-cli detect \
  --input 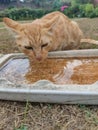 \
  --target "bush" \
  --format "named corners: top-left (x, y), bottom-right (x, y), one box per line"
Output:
top-left (0, 8), bottom-right (50, 21)
top-left (0, 4), bottom-right (98, 22)
top-left (63, 3), bottom-right (96, 18)
top-left (94, 7), bottom-right (98, 17)
top-left (53, 0), bottom-right (62, 9)
top-left (63, 4), bottom-right (82, 18)
top-left (85, 3), bottom-right (95, 17)
top-left (63, 7), bottom-right (73, 18)
top-left (79, 4), bottom-right (86, 17)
